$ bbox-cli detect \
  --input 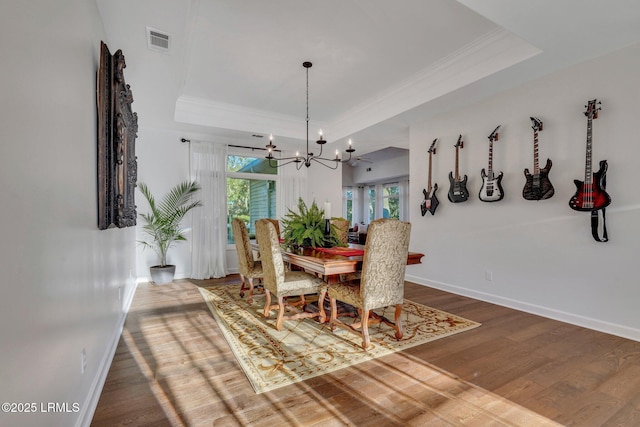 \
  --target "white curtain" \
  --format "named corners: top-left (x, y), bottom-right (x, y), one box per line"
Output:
top-left (353, 186), bottom-right (363, 224)
top-left (276, 149), bottom-right (308, 218)
top-left (189, 141), bottom-right (228, 279)
top-left (399, 179), bottom-right (409, 221)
